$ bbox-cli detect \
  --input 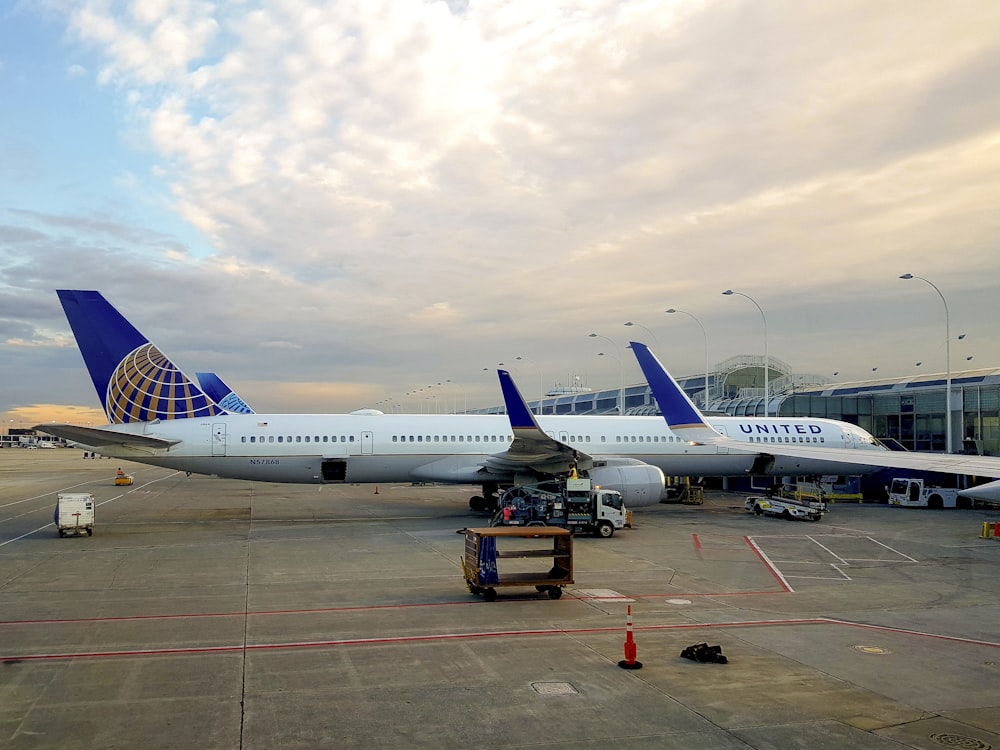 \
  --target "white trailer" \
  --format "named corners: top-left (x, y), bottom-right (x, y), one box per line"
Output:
top-left (887, 478), bottom-right (960, 509)
top-left (55, 493), bottom-right (95, 537)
